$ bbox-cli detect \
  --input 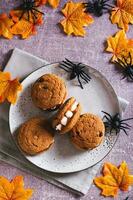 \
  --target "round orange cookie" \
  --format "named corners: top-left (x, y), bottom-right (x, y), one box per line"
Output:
top-left (71, 113), bottom-right (105, 150)
top-left (31, 74), bottom-right (67, 110)
top-left (52, 97), bottom-right (81, 134)
top-left (17, 117), bottom-right (54, 155)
